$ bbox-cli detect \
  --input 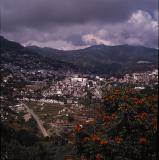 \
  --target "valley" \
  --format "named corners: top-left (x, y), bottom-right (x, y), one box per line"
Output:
top-left (0, 36), bottom-right (158, 160)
